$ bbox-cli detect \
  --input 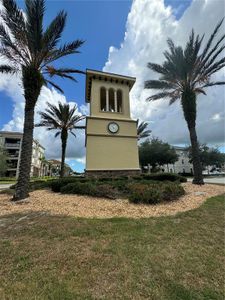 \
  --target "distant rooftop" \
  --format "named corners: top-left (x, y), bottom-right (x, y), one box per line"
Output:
top-left (48, 159), bottom-right (71, 169)
top-left (0, 131), bottom-right (45, 150)
top-left (0, 130), bottom-right (23, 136)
